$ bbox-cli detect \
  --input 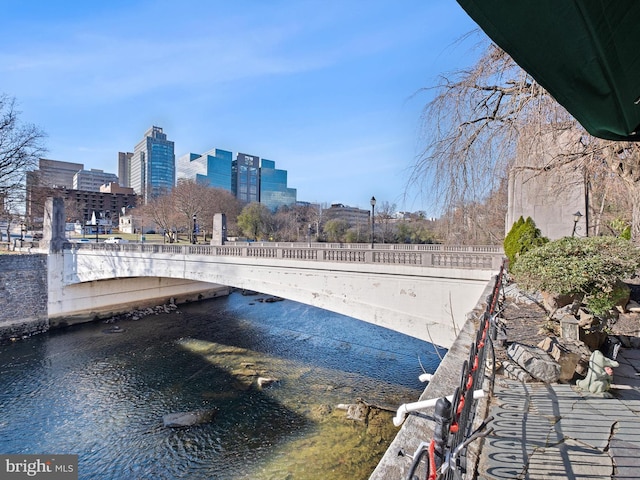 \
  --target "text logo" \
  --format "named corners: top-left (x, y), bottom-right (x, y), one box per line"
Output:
top-left (1, 455), bottom-right (78, 479)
